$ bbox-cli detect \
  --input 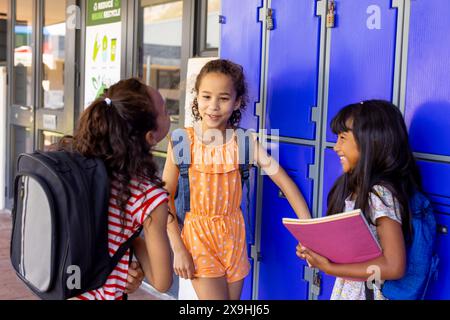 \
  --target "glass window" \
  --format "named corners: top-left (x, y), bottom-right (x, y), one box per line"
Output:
top-left (205, 0), bottom-right (220, 50)
top-left (42, 1), bottom-right (66, 110)
top-left (13, 0), bottom-right (33, 107)
top-left (0, 1), bottom-right (7, 64)
top-left (10, 125), bottom-right (33, 198)
top-left (41, 130), bottom-right (64, 151)
top-left (140, 0), bottom-right (183, 123)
